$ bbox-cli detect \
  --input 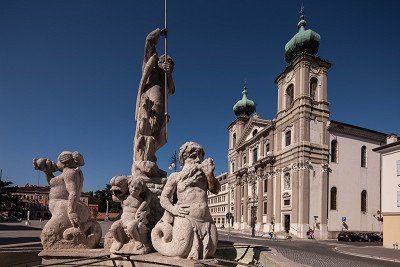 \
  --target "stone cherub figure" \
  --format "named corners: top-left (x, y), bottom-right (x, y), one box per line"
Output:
top-left (107, 176), bottom-right (152, 254)
top-left (33, 151), bottom-right (101, 250)
top-left (151, 142), bottom-right (221, 260)
top-left (133, 27), bottom-right (175, 180)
